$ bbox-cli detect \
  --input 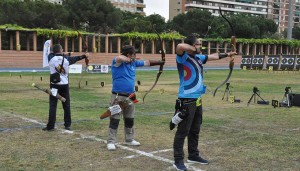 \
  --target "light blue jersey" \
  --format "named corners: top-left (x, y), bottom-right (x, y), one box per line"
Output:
top-left (176, 52), bottom-right (208, 98)
top-left (111, 58), bottom-right (144, 93)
